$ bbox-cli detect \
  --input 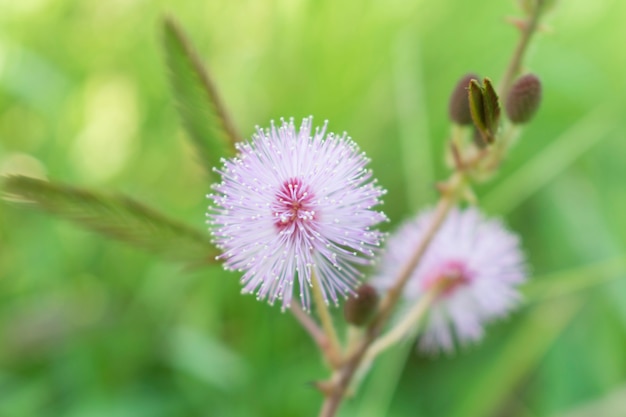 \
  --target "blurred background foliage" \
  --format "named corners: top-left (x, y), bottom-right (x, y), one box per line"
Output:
top-left (1, 0), bottom-right (625, 416)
